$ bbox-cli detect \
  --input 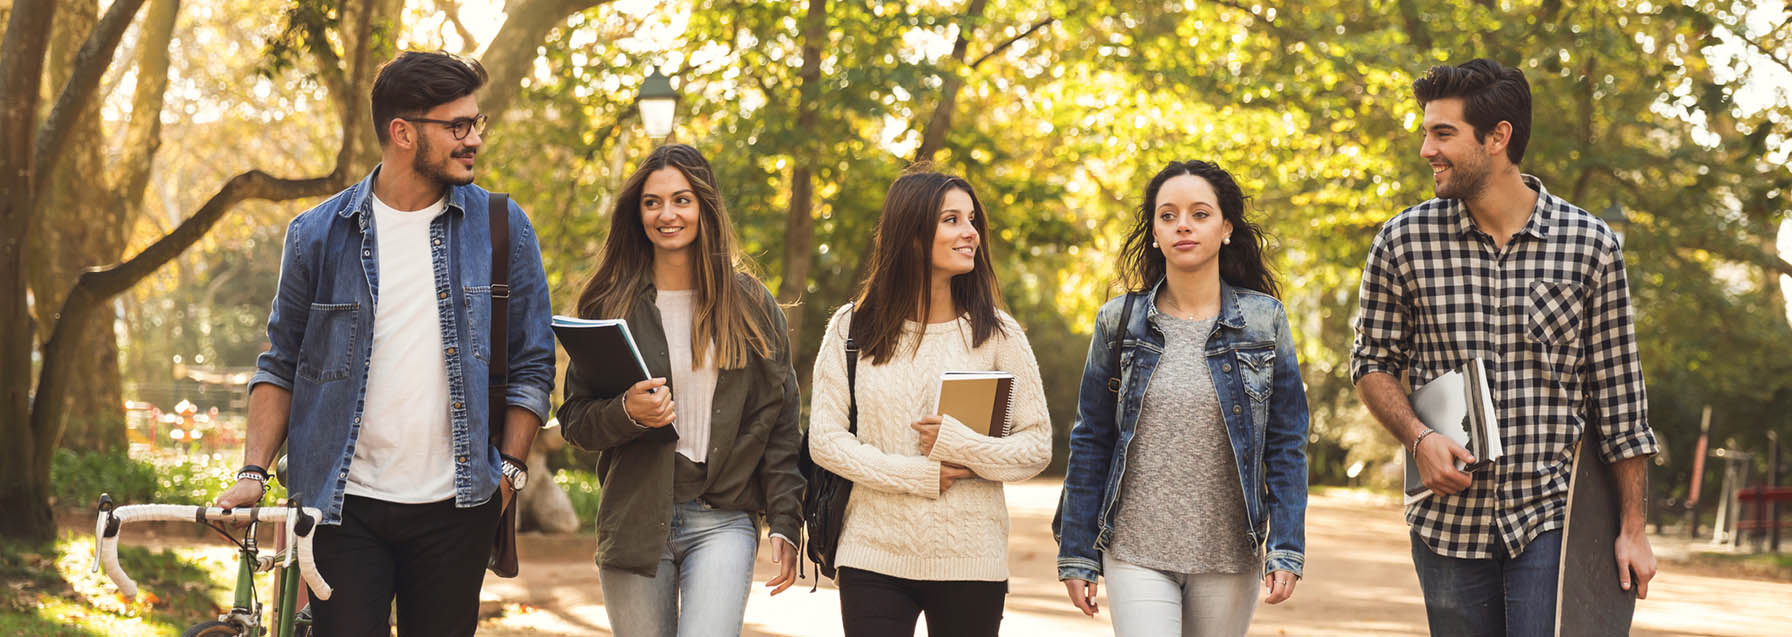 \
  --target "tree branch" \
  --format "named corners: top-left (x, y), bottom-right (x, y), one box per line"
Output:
top-left (479, 0), bottom-right (617, 120)
top-left (439, 0), bottom-right (481, 53)
top-left (31, 0), bottom-right (145, 197)
top-left (114, 0), bottom-right (180, 210)
top-left (913, 0), bottom-right (988, 163)
top-left (1734, 29), bottom-right (1792, 76)
top-left (29, 167), bottom-right (352, 458)
top-left (968, 16), bottom-right (1053, 70)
